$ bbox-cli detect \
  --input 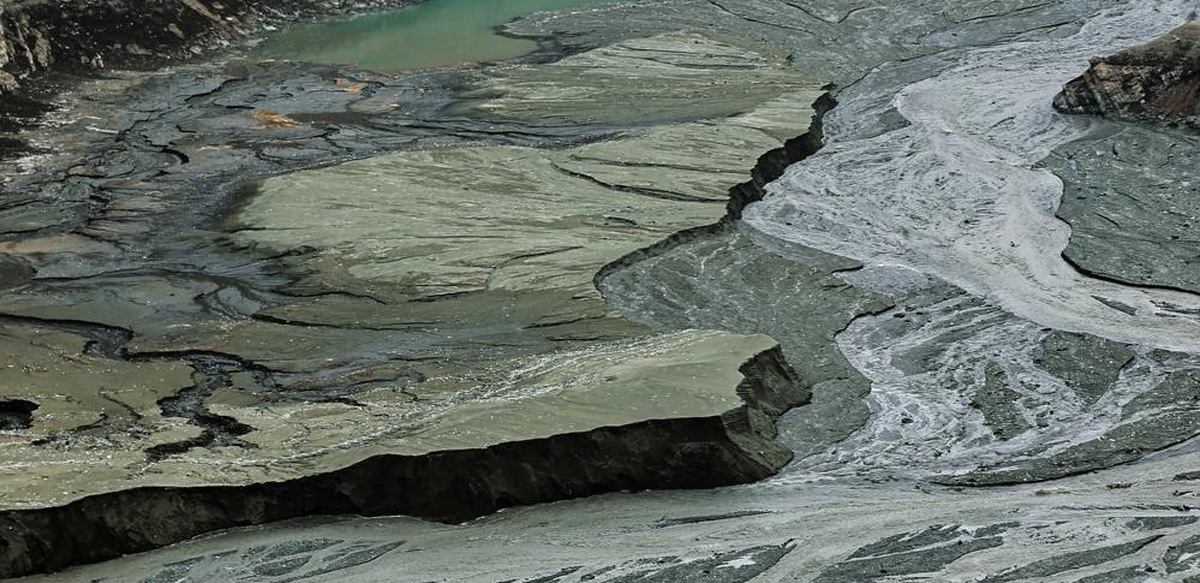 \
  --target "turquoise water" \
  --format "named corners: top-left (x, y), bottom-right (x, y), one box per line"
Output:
top-left (255, 0), bottom-right (622, 72)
